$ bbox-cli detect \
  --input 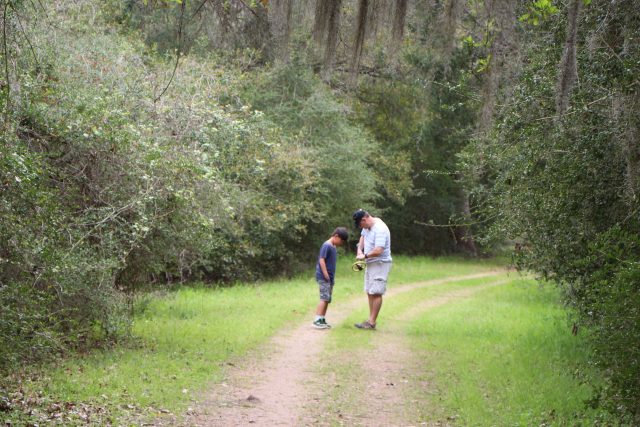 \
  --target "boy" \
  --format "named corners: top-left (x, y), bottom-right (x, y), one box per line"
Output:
top-left (313, 227), bottom-right (349, 329)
